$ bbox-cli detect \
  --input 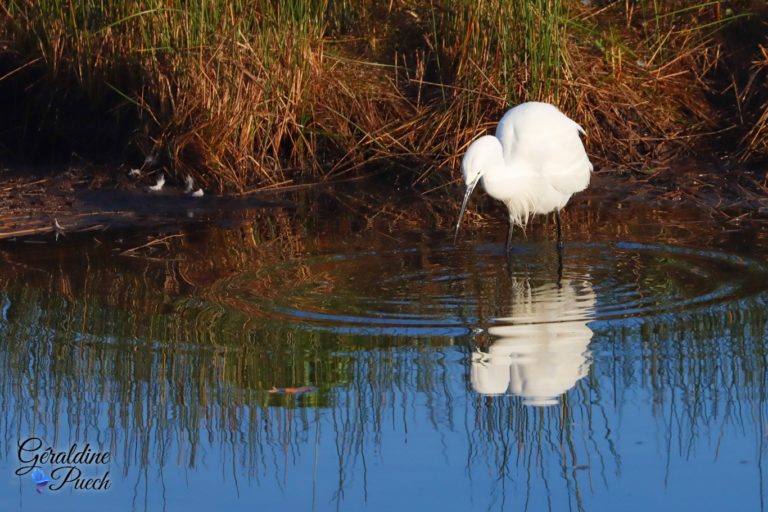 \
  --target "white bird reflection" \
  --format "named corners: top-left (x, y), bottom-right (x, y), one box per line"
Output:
top-left (471, 278), bottom-right (596, 406)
